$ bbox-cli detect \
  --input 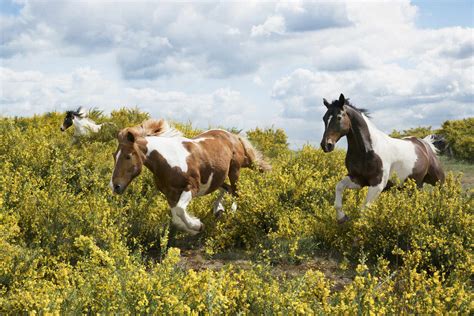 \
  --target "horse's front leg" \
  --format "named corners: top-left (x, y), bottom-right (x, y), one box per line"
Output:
top-left (363, 185), bottom-right (384, 208)
top-left (335, 176), bottom-right (361, 224)
top-left (363, 173), bottom-right (389, 209)
top-left (170, 191), bottom-right (203, 235)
